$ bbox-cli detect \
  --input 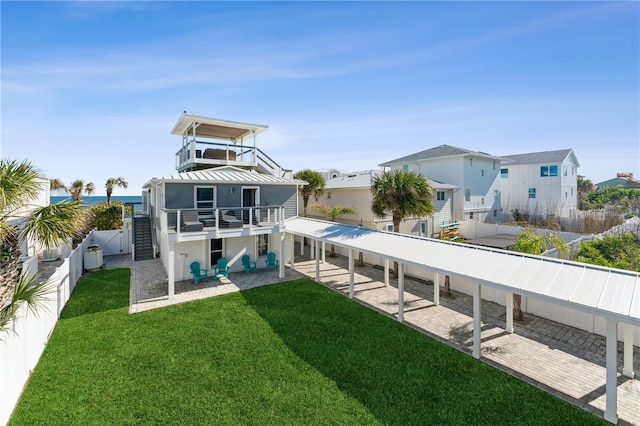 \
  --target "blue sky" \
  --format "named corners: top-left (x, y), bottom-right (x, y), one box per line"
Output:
top-left (1, 1), bottom-right (638, 195)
